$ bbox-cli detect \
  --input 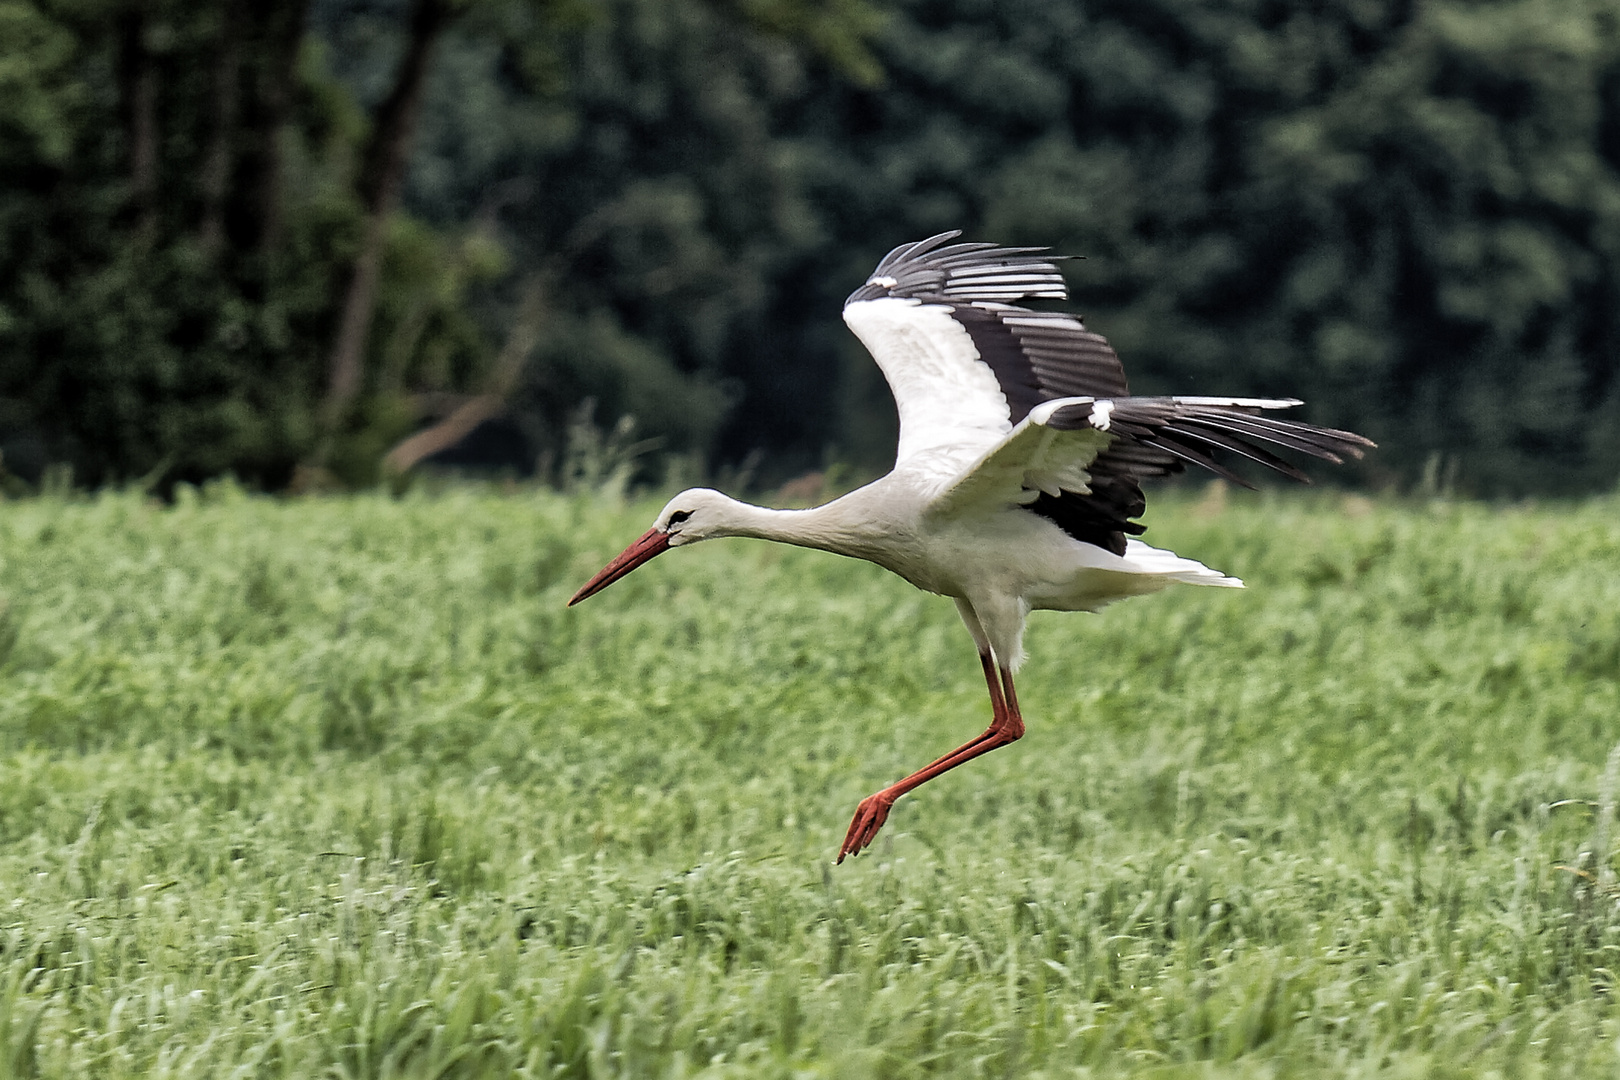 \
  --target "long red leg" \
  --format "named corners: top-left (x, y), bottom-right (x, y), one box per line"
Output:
top-left (837, 653), bottom-right (1025, 863)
